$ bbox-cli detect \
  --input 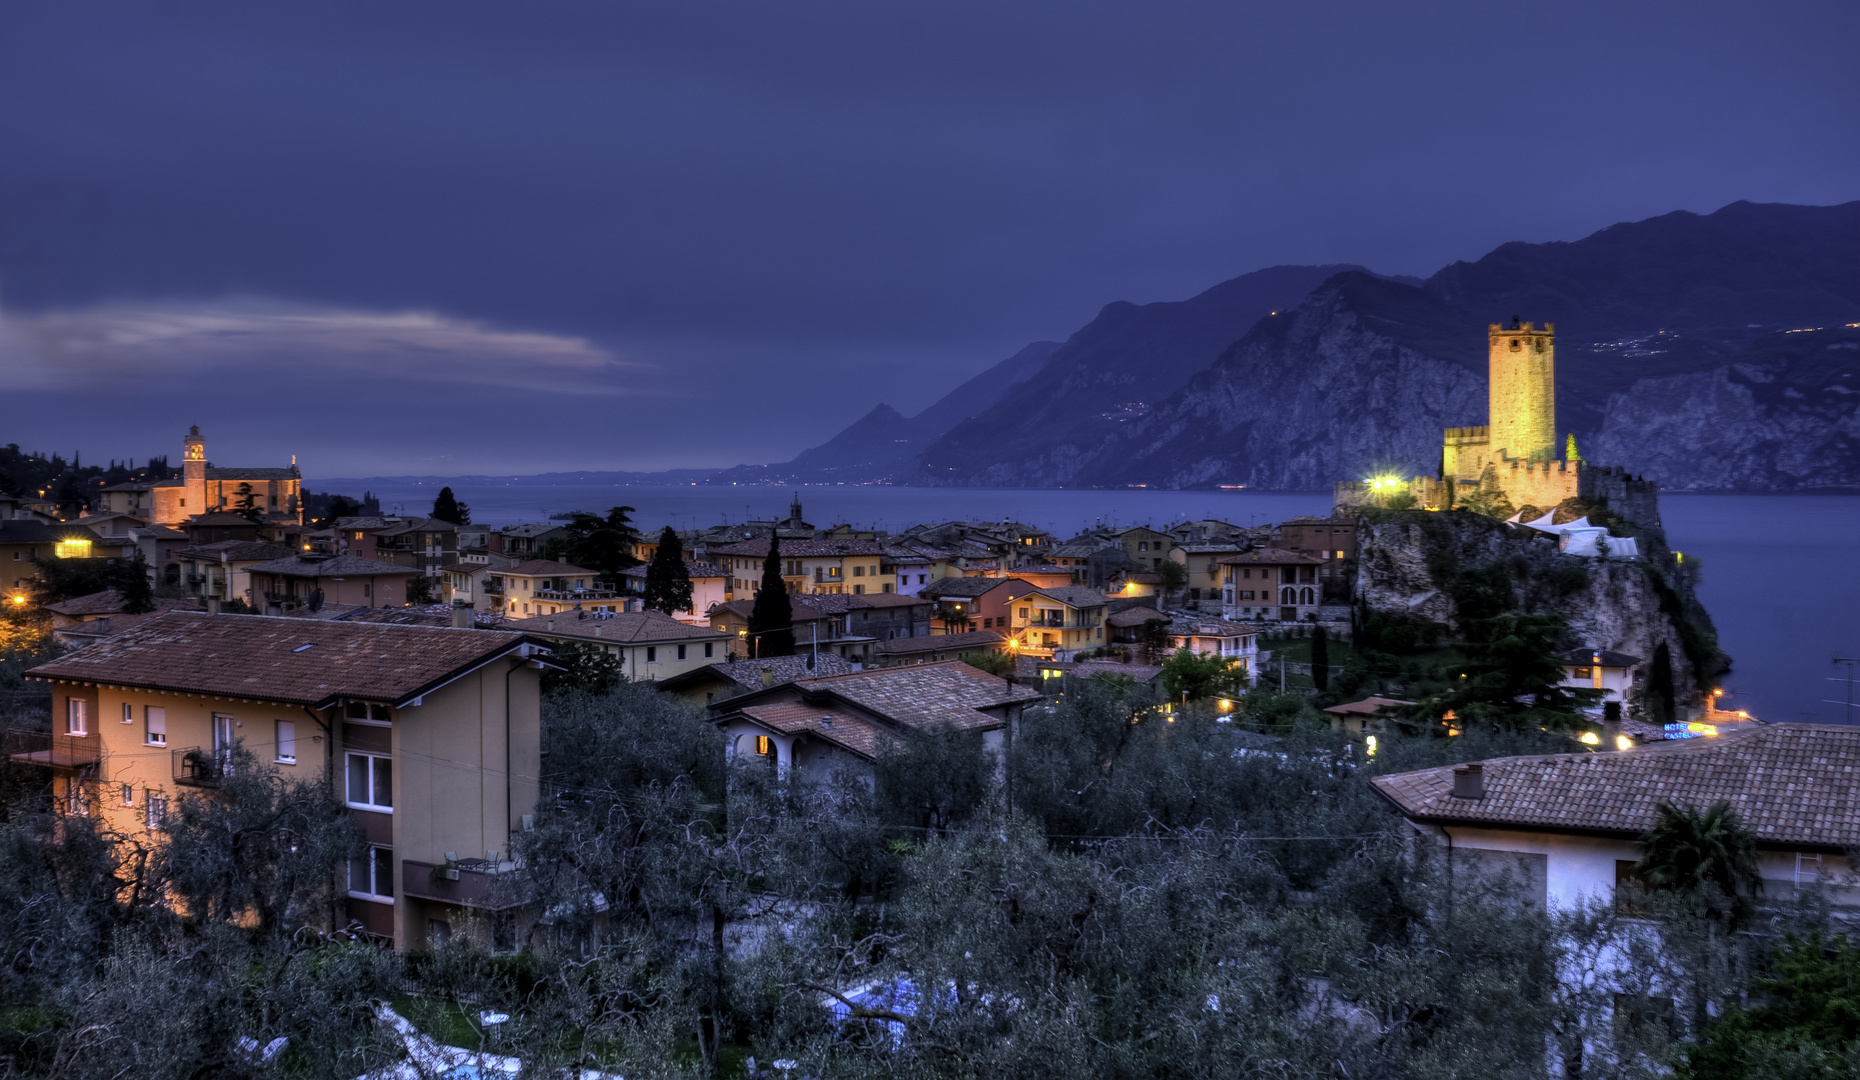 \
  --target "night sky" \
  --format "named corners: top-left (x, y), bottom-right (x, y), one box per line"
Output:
top-left (2, 1), bottom-right (1854, 477)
